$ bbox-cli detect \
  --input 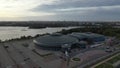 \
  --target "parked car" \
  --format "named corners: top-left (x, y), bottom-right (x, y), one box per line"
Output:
top-left (105, 49), bottom-right (112, 52)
